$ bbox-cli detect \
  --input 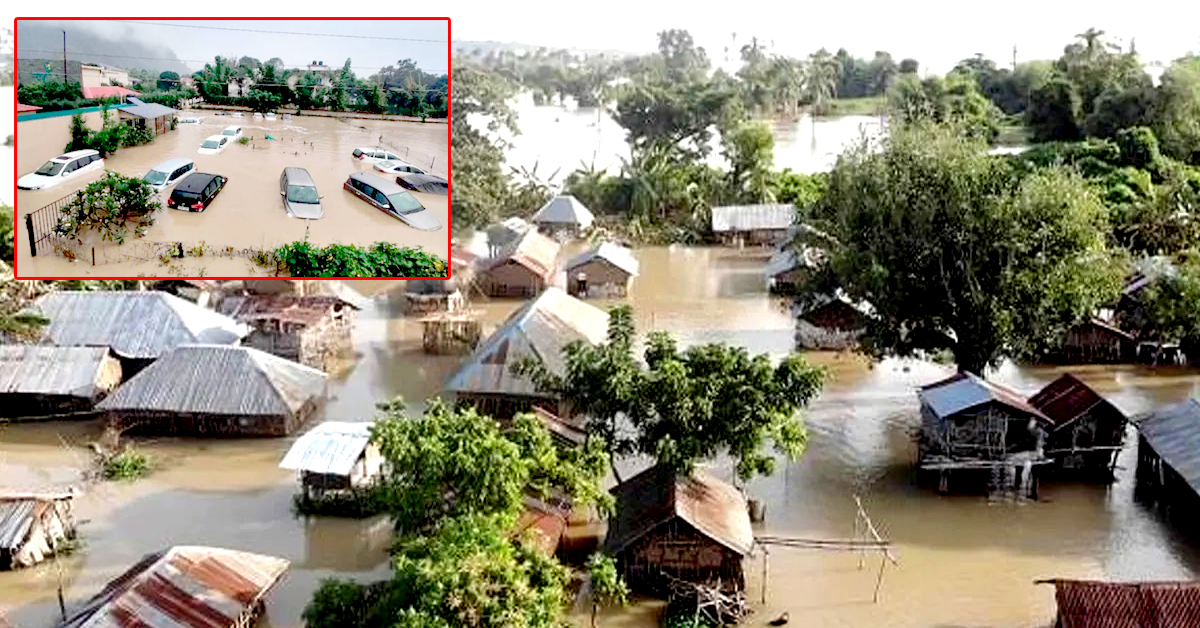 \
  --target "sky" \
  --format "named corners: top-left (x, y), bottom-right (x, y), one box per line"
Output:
top-left (448, 0), bottom-right (1200, 75)
top-left (17, 19), bottom-right (448, 76)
